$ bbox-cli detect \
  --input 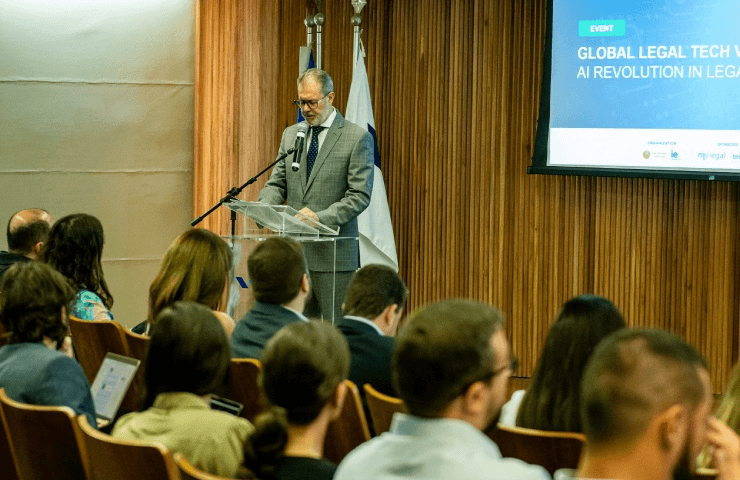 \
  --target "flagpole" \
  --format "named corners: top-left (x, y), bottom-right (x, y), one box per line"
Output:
top-left (313, 0), bottom-right (325, 69)
top-left (351, 0), bottom-right (367, 72)
top-left (304, 12), bottom-right (314, 48)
